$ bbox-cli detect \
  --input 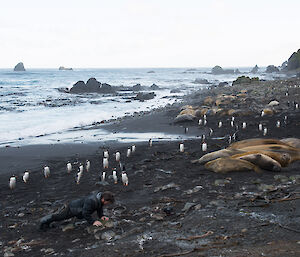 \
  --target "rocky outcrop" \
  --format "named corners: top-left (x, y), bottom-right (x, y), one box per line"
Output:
top-left (266, 65), bottom-right (279, 73)
top-left (134, 92), bottom-right (156, 101)
top-left (70, 78), bottom-right (114, 94)
top-left (59, 66), bottom-right (73, 71)
top-left (150, 84), bottom-right (159, 90)
top-left (14, 62), bottom-right (25, 71)
top-left (251, 65), bottom-right (259, 73)
top-left (217, 82), bottom-right (229, 87)
top-left (232, 76), bottom-right (259, 85)
top-left (132, 84), bottom-right (143, 91)
top-left (286, 49), bottom-right (300, 71)
top-left (211, 66), bottom-right (237, 75)
top-left (193, 78), bottom-right (210, 84)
